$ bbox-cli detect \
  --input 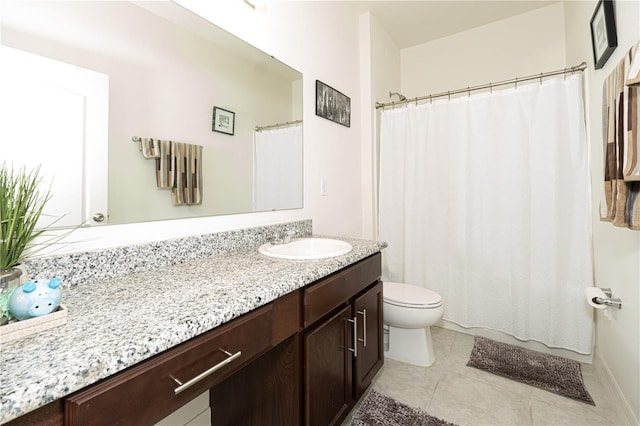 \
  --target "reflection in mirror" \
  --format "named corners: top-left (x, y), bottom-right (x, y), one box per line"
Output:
top-left (0, 1), bottom-right (303, 228)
